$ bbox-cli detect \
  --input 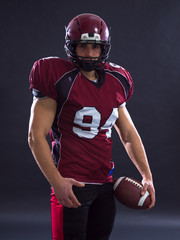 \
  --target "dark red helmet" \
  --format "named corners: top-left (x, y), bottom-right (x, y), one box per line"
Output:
top-left (64, 13), bottom-right (111, 71)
